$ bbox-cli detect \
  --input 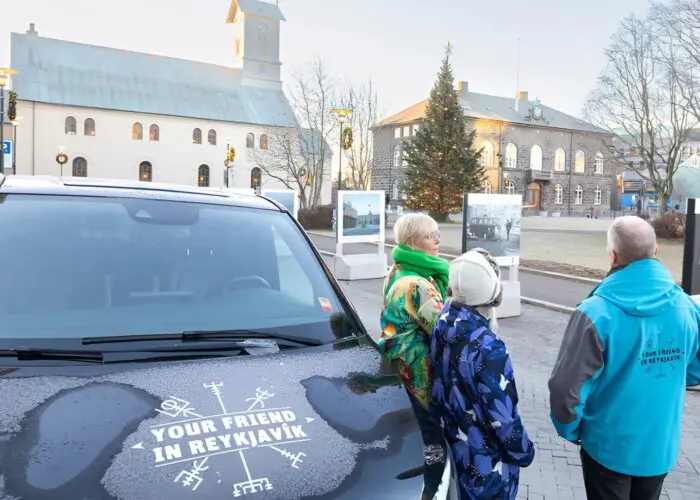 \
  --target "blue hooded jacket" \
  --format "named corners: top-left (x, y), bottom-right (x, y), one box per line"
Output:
top-left (549, 259), bottom-right (700, 476)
